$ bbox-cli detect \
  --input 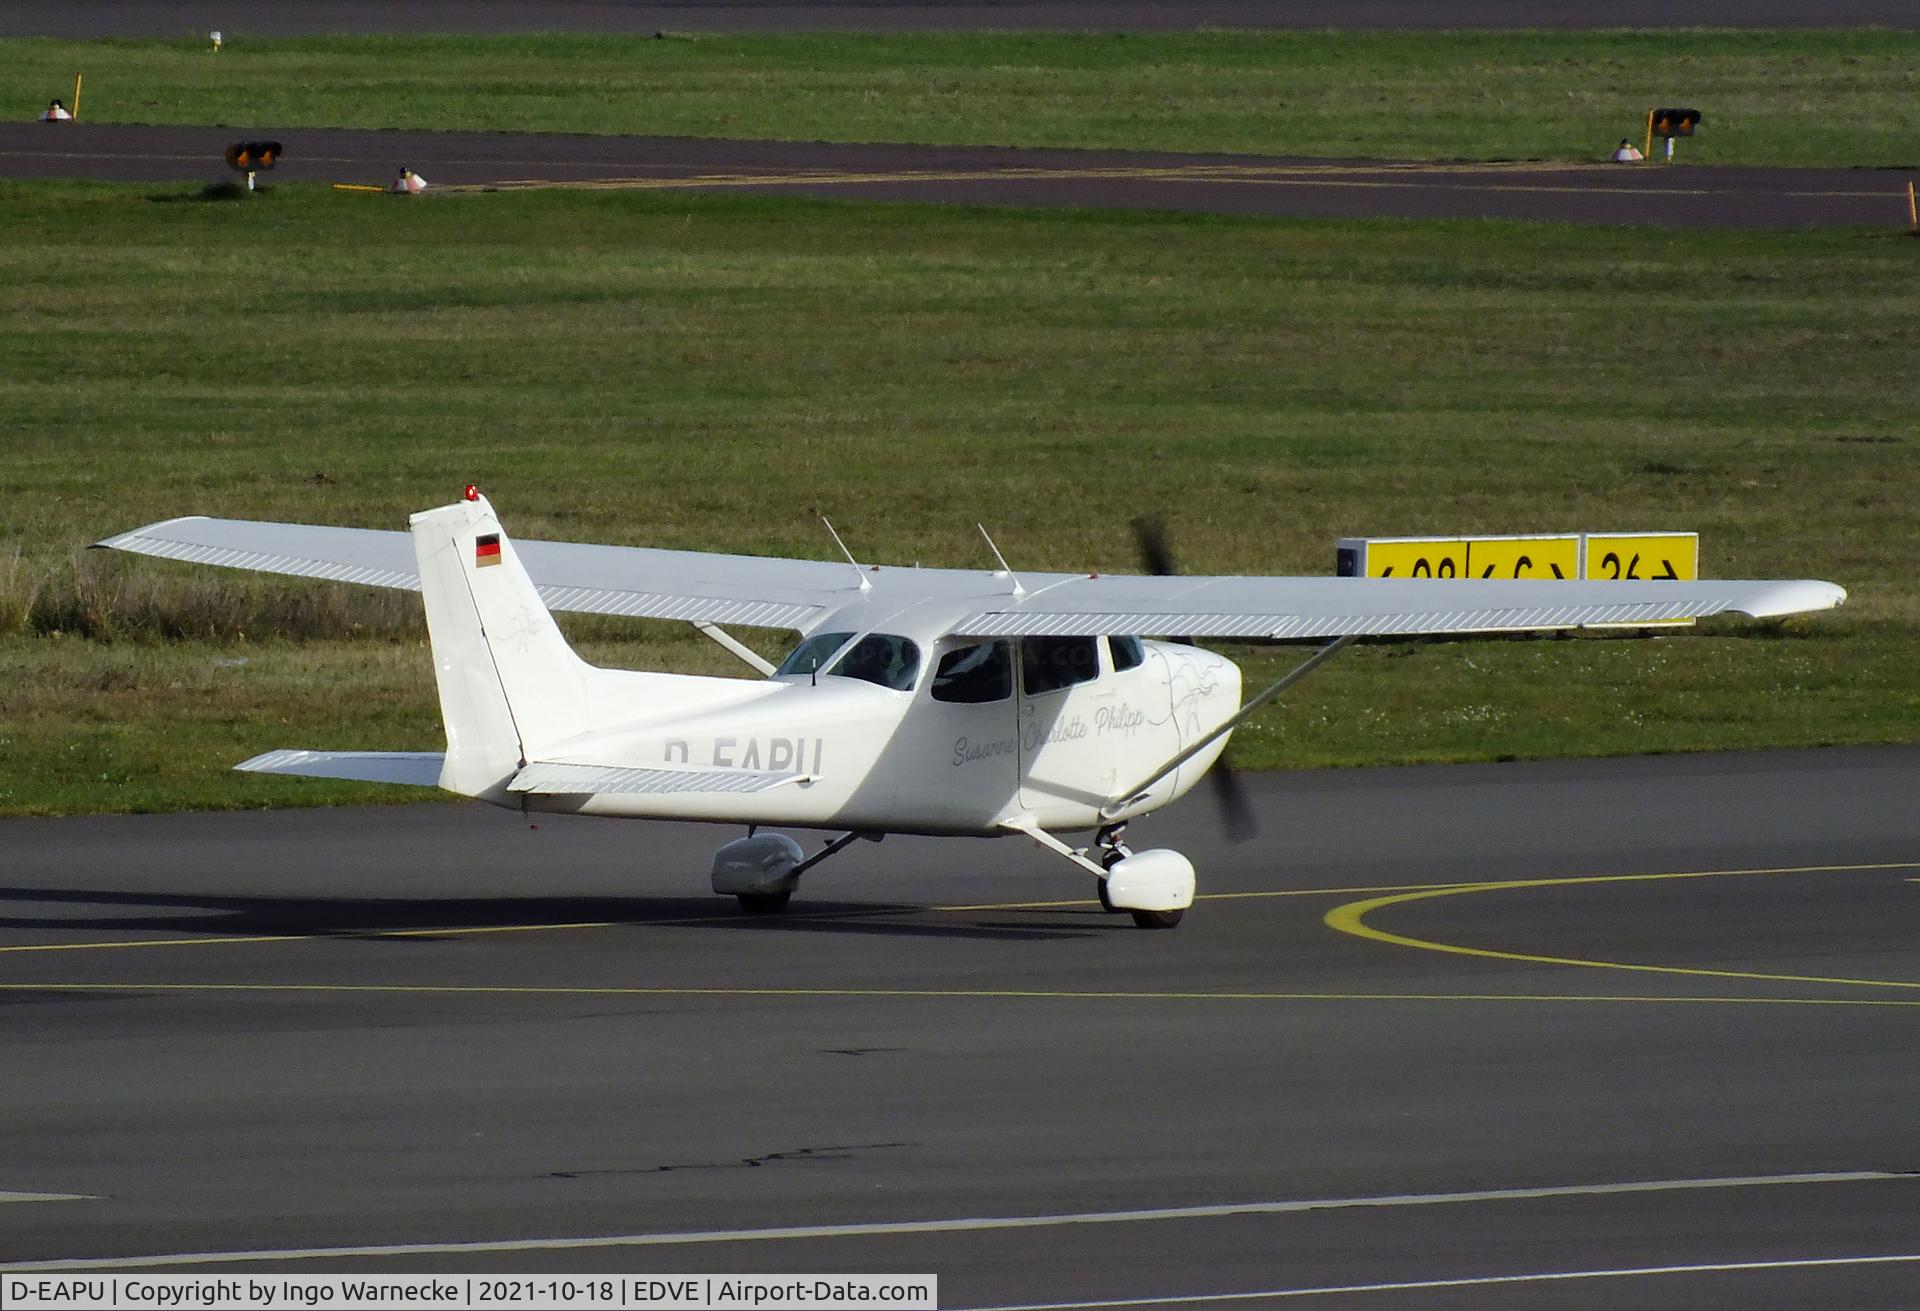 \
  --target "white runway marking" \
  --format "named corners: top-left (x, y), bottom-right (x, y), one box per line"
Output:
top-left (0, 1190), bottom-right (94, 1204)
top-left (958, 1253), bottom-right (1920, 1308)
top-left (6, 1171), bottom-right (1908, 1270)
